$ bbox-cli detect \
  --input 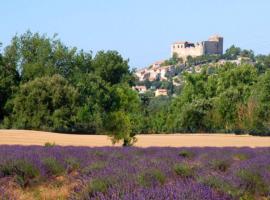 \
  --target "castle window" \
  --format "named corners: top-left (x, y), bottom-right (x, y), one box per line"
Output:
top-left (178, 45), bottom-right (179, 48)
